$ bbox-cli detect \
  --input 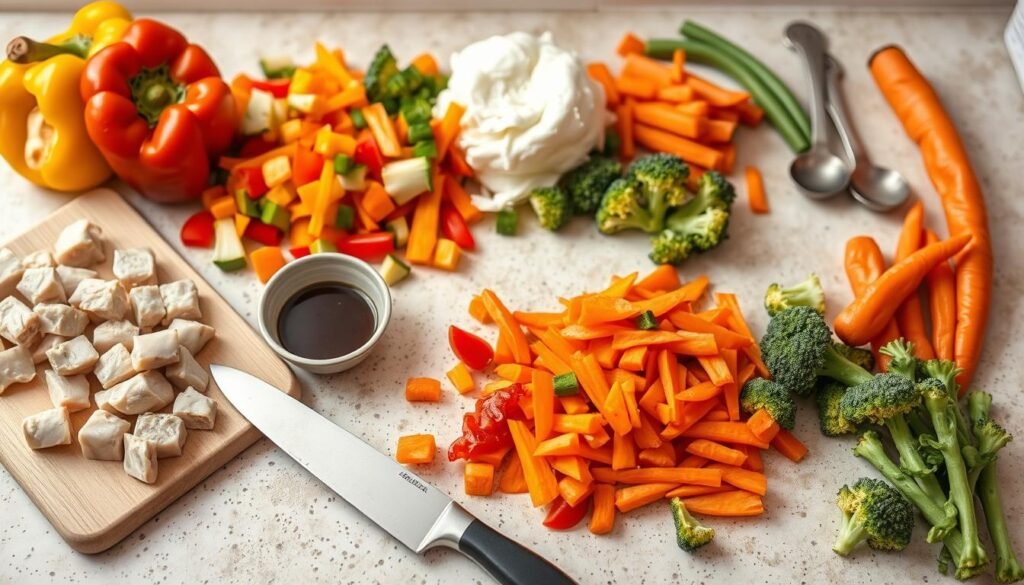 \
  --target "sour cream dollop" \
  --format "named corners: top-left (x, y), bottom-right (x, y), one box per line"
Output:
top-left (435, 32), bottom-right (606, 211)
